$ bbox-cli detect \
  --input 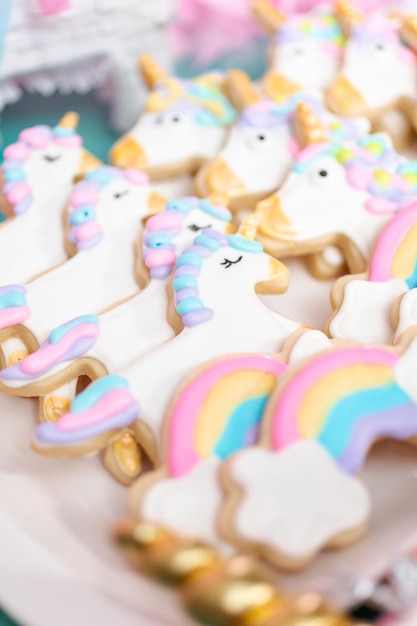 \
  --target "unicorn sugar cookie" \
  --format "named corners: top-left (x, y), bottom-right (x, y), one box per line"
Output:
top-left (195, 70), bottom-right (370, 210)
top-left (0, 113), bottom-right (101, 285)
top-left (109, 55), bottom-right (237, 182)
top-left (252, 0), bottom-right (345, 98)
top-left (327, 0), bottom-right (417, 120)
top-left (0, 165), bottom-right (157, 376)
top-left (326, 201), bottom-right (417, 344)
top-left (255, 102), bottom-right (417, 278)
top-left (31, 224), bottom-right (301, 484)
top-left (126, 330), bottom-right (342, 551)
top-left (1, 198), bottom-right (233, 425)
